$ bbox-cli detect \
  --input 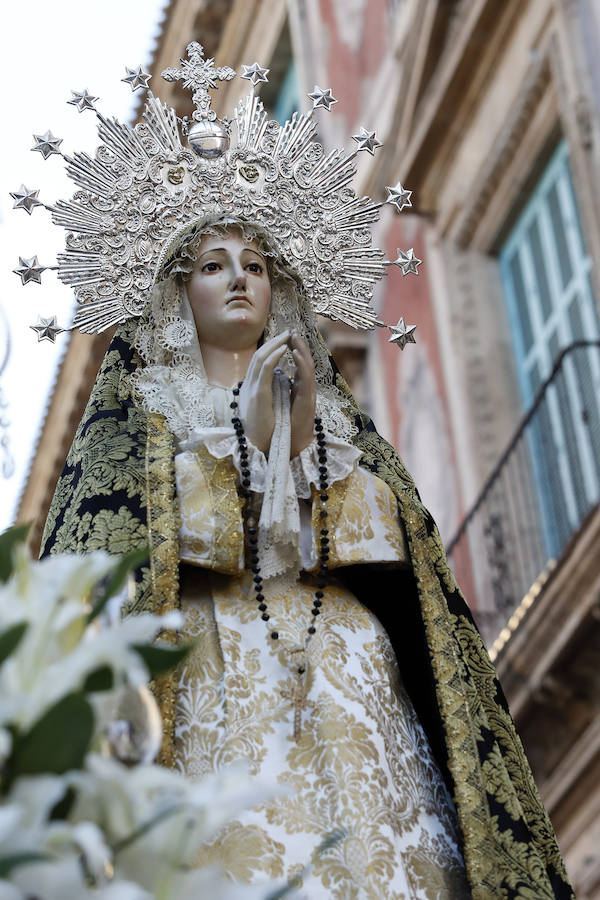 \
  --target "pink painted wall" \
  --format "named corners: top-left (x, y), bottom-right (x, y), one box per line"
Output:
top-left (313, 1), bottom-right (464, 537)
top-left (316, 0), bottom-right (389, 130)
top-left (309, 0), bottom-right (477, 603)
